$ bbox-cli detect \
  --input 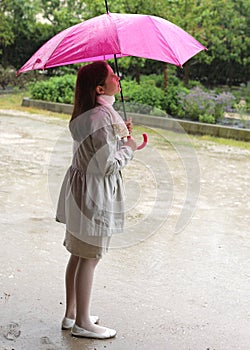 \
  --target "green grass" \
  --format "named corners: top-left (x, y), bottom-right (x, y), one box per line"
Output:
top-left (192, 134), bottom-right (250, 150)
top-left (0, 91), bottom-right (249, 149)
top-left (135, 125), bottom-right (250, 150)
top-left (0, 91), bottom-right (70, 120)
top-left (0, 91), bottom-right (27, 109)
